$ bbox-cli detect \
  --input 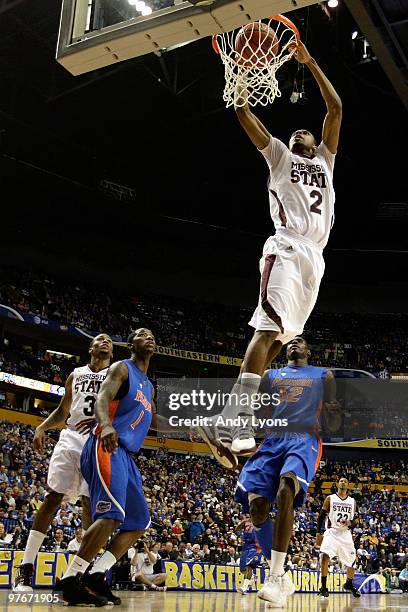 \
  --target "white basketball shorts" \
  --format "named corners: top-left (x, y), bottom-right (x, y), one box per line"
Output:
top-left (249, 228), bottom-right (325, 345)
top-left (320, 528), bottom-right (356, 568)
top-left (47, 428), bottom-right (89, 503)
